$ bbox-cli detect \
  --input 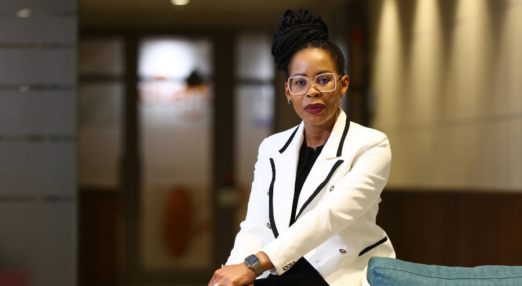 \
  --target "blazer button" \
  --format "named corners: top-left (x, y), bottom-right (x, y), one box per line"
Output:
top-left (267, 222), bottom-right (271, 229)
top-left (282, 260), bottom-right (295, 271)
top-left (330, 185), bottom-right (335, 191)
top-left (339, 249), bottom-right (347, 254)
